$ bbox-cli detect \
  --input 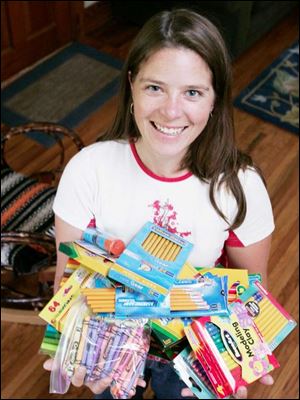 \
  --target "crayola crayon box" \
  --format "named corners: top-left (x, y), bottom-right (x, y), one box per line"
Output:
top-left (59, 240), bottom-right (116, 277)
top-left (184, 298), bottom-right (279, 398)
top-left (39, 263), bottom-right (114, 331)
top-left (198, 267), bottom-right (249, 303)
top-left (108, 222), bottom-right (193, 302)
